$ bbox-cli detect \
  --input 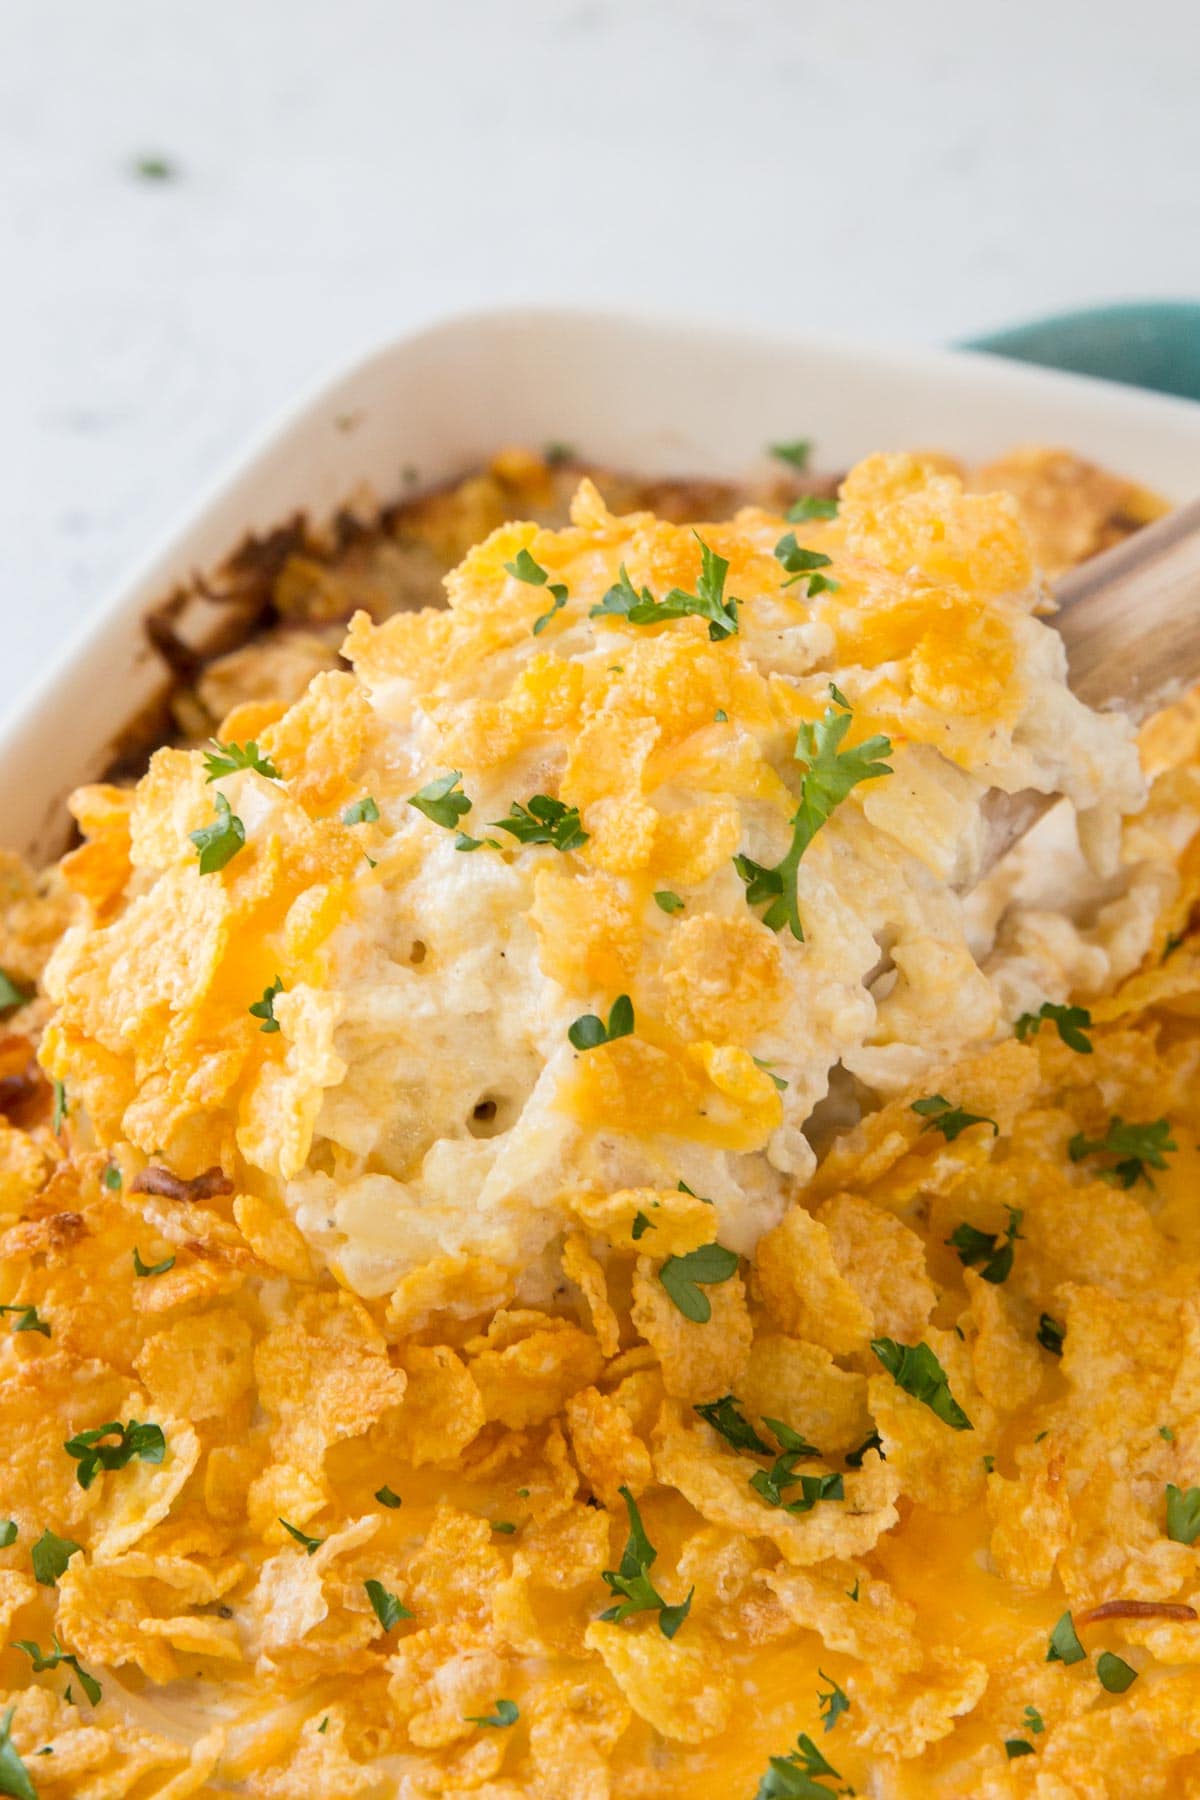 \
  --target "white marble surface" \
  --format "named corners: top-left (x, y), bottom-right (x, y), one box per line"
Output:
top-left (1, 0), bottom-right (1197, 715)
